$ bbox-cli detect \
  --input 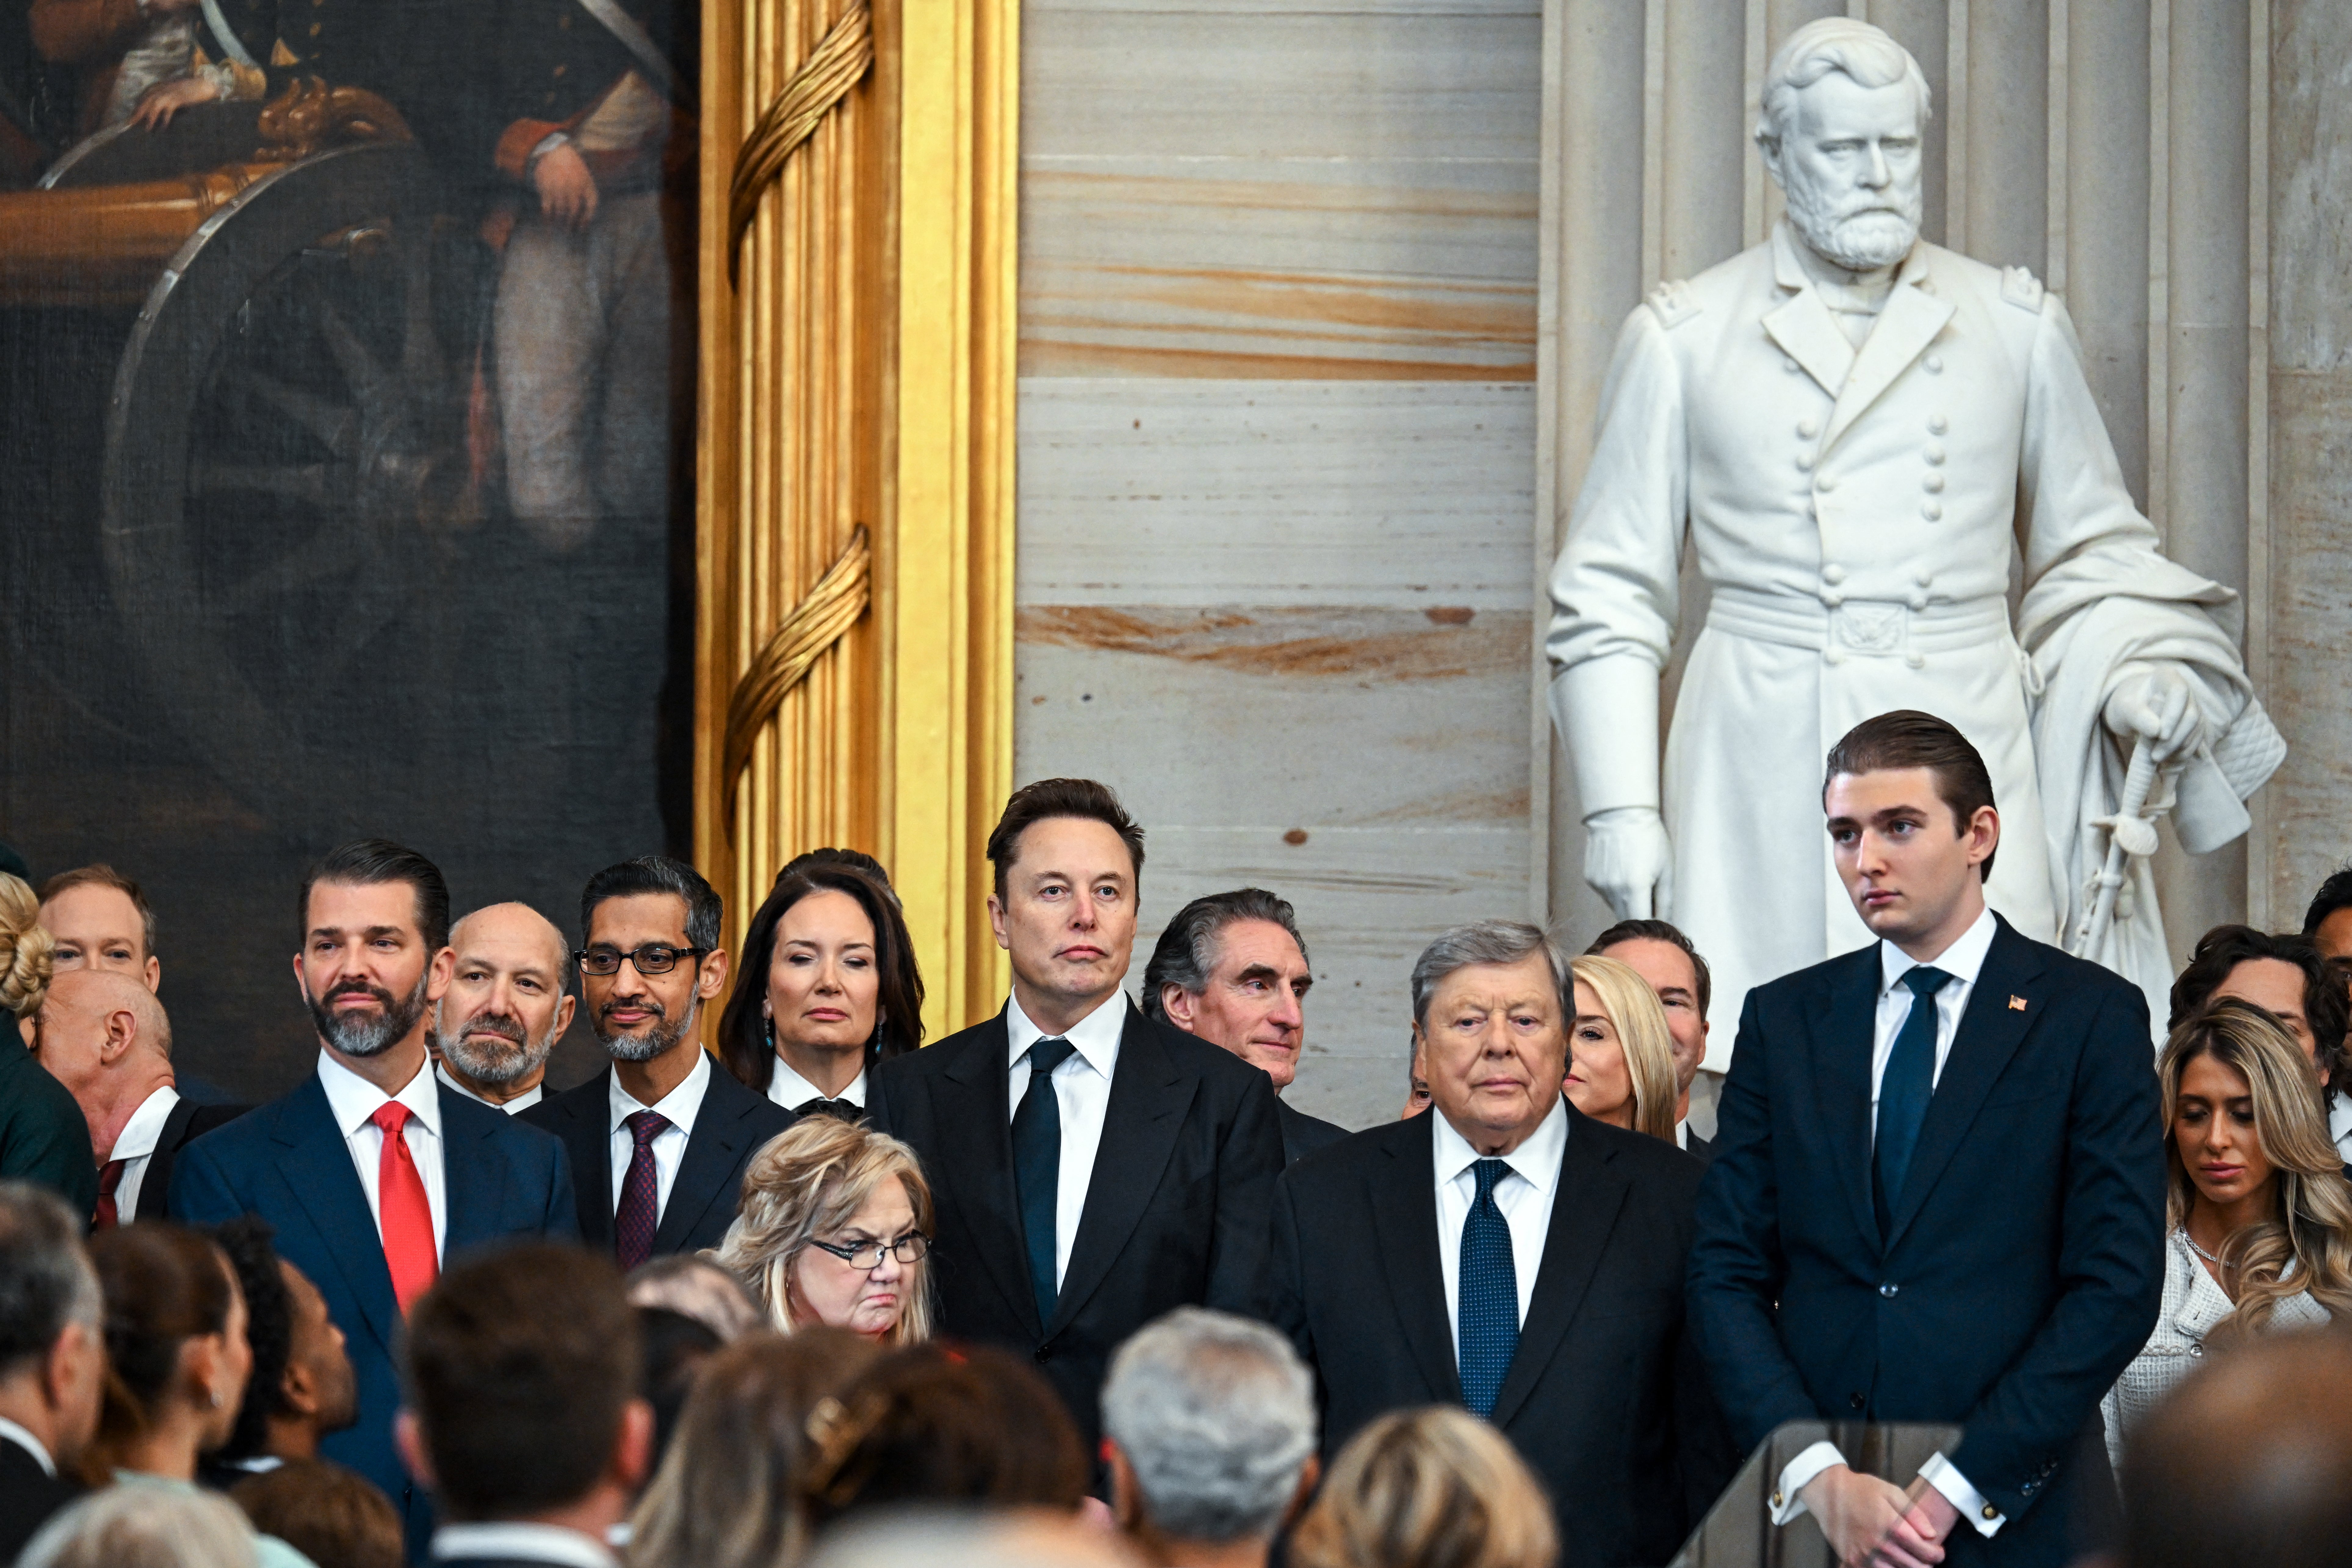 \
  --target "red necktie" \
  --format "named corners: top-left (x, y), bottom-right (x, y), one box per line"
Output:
top-left (92, 1159), bottom-right (126, 1230)
top-left (614, 1110), bottom-right (670, 1270)
top-left (370, 1103), bottom-right (438, 1312)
